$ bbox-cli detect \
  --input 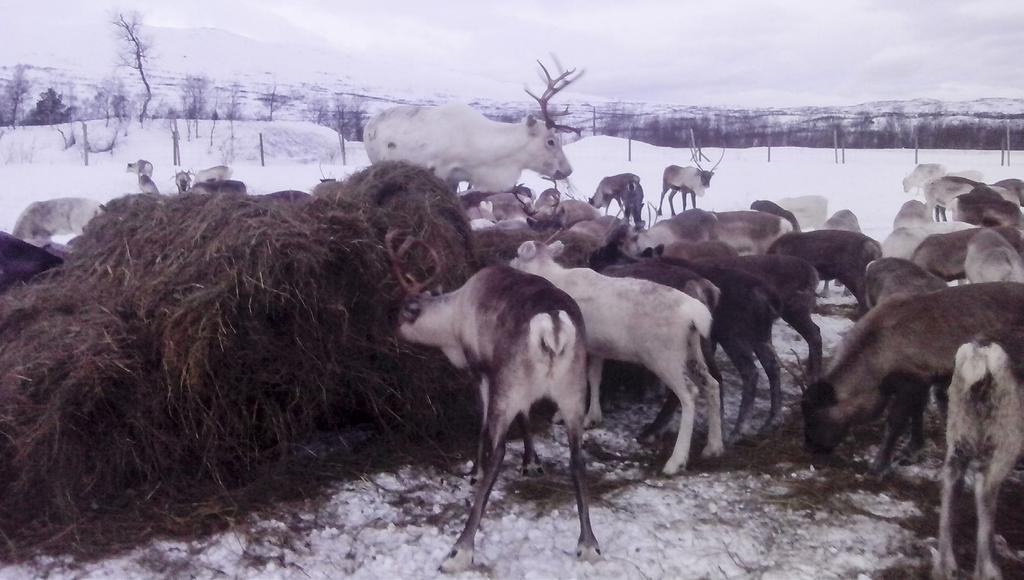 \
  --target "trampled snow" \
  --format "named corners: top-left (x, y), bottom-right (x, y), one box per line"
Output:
top-left (1, 123), bottom-right (1022, 578)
